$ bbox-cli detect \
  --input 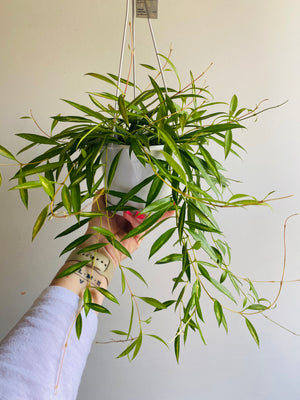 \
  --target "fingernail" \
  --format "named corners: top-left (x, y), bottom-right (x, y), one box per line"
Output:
top-left (137, 213), bottom-right (146, 220)
top-left (124, 211), bottom-right (132, 216)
